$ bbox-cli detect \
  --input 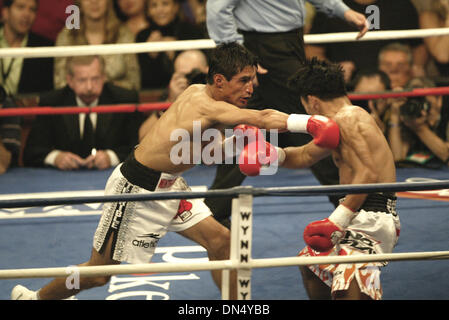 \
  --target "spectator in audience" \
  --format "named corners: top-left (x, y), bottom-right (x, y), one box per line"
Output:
top-left (306, 0), bottom-right (428, 84)
top-left (0, 85), bottom-right (21, 174)
top-left (378, 42), bottom-right (414, 89)
top-left (164, 48), bottom-right (208, 102)
top-left (180, 0), bottom-right (206, 34)
top-left (31, 0), bottom-right (73, 42)
top-left (138, 49), bottom-right (208, 140)
top-left (419, 0), bottom-right (449, 77)
top-left (387, 77), bottom-right (449, 168)
top-left (136, 0), bottom-right (206, 90)
top-left (54, 0), bottom-right (141, 90)
top-left (351, 69), bottom-right (391, 134)
top-left (113, 0), bottom-right (149, 35)
top-left (0, 0), bottom-right (54, 96)
top-left (23, 55), bottom-right (144, 171)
